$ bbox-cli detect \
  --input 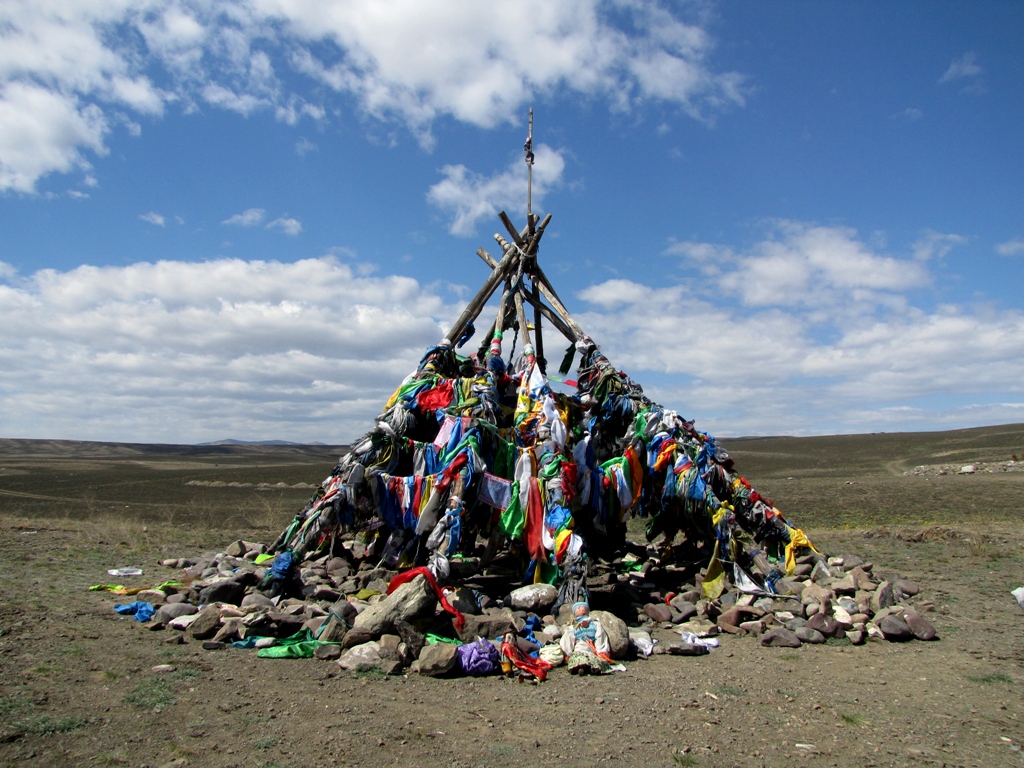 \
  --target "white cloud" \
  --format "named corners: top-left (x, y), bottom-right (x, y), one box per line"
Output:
top-left (939, 52), bottom-right (983, 84)
top-left (222, 207), bottom-right (266, 227)
top-left (892, 107), bottom-right (923, 121)
top-left (667, 221), bottom-right (932, 315)
top-left (139, 211), bottom-right (165, 226)
top-left (267, 216), bottom-right (303, 236)
top-left (0, 257), bottom-right (461, 443)
top-left (0, 1), bottom-right (743, 191)
top-left (576, 222), bottom-right (1024, 436)
top-left (295, 137), bottom-right (317, 156)
top-left (0, 81), bottom-right (108, 193)
top-left (996, 239), bottom-right (1024, 257)
top-left (427, 144), bottom-right (566, 236)
top-left (911, 230), bottom-right (966, 262)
